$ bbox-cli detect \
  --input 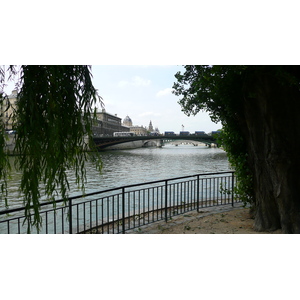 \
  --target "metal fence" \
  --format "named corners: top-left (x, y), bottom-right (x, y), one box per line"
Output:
top-left (0, 171), bottom-right (239, 234)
